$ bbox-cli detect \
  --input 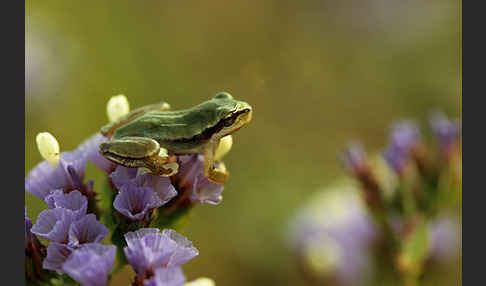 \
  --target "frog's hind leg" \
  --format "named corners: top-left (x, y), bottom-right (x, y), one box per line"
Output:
top-left (101, 102), bottom-right (171, 137)
top-left (202, 142), bottom-right (229, 184)
top-left (99, 136), bottom-right (178, 176)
